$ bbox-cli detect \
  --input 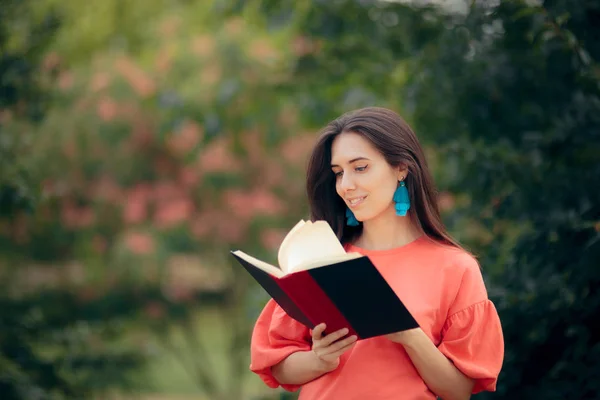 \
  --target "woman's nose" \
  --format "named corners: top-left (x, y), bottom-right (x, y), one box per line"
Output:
top-left (340, 172), bottom-right (355, 191)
